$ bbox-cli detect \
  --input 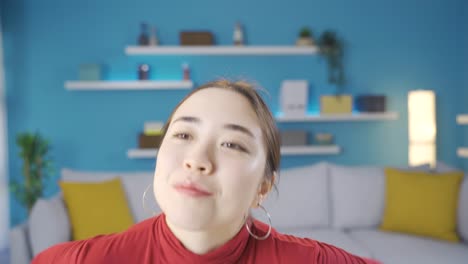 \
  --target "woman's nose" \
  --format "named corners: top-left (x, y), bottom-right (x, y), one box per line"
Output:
top-left (183, 145), bottom-right (214, 175)
top-left (184, 159), bottom-right (213, 174)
